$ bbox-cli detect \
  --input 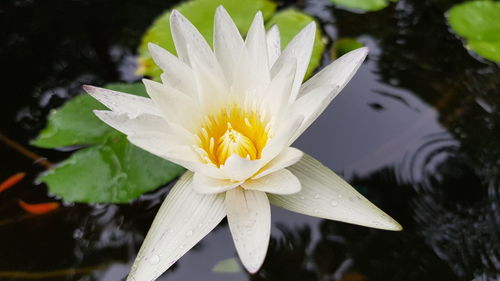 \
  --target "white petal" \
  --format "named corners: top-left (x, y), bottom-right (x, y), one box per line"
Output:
top-left (261, 114), bottom-right (304, 164)
top-left (142, 79), bottom-right (200, 130)
top-left (266, 25), bottom-right (281, 67)
top-left (127, 172), bottom-right (226, 281)
top-left (83, 85), bottom-right (162, 117)
top-left (299, 47), bottom-right (368, 98)
top-left (214, 6), bottom-right (245, 85)
top-left (268, 154), bottom-right (403, 231)
top-left (254, 147), bottom-right (303, 179)
top-left (226, 188), bottom-right (271, 273)
top-left (245, 11), bottom-right (270, 92)
top-left (271, 22), bottom-right (315, 102)
top-left (148, 43), bottom-right (196, 97)
top-left (93, 110), bottom-right (173, 138)
top-left (288, 85), bottom-right (339, 143)
top-left (264, 58), bottom-right (296, 116)
top-left (221, 154), bottom-right (262, 182)
top-left (187, 43), bottom-right (228, 112)
top-left (127, 133), bottom-right (197, 163)
top-left (128, 134), bottom-right (229, 179)
top-left (242, 169), bottom-right (301, 195)
top-left (289, 48), bottom-right (368, 142)
top-left (192, 172), bottom-right (242, 194)
top-left (169, 10), bottom-right (213, 66)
